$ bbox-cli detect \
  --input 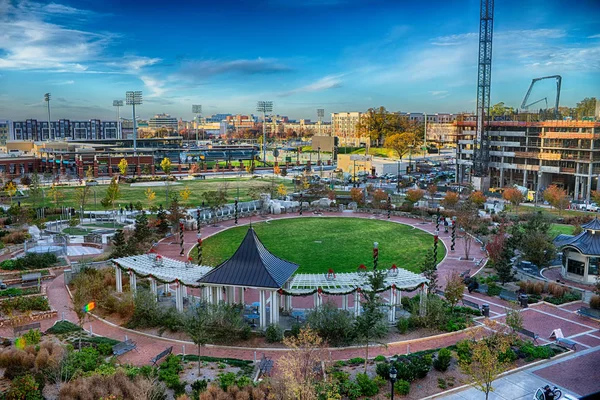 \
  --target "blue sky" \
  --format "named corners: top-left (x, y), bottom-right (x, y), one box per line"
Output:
top-left (0, 0), bottom-right (599, 121)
